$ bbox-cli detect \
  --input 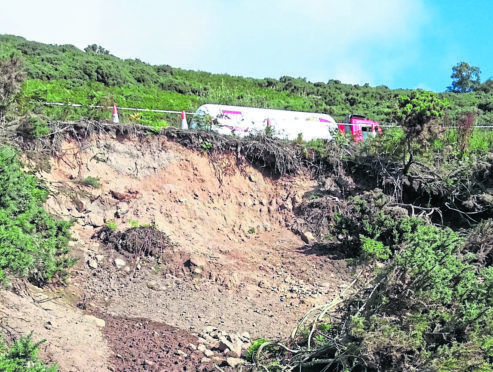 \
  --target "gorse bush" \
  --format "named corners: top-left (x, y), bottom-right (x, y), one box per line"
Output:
top-left (332, 189), bottom-right (423, 260)
top-left (274, 200), bottom-right (493, 371)
top-left (0, 332), bottom-right (58, 371)
top-left (0, 146), bottom-right (75, 285)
